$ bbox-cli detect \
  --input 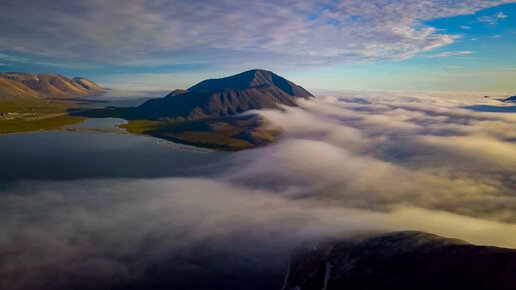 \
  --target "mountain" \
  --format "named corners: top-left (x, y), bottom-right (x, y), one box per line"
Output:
top-left (502, 95), bottom-right (516, 102)
top-left (0, 73), bottom-right (104, 99)
top-left (283, 231), bottom-right (516, 290)
top-left (131, 69), bottom-right (313, 120)
top-left (75, 69), bottom-right (311, 150)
